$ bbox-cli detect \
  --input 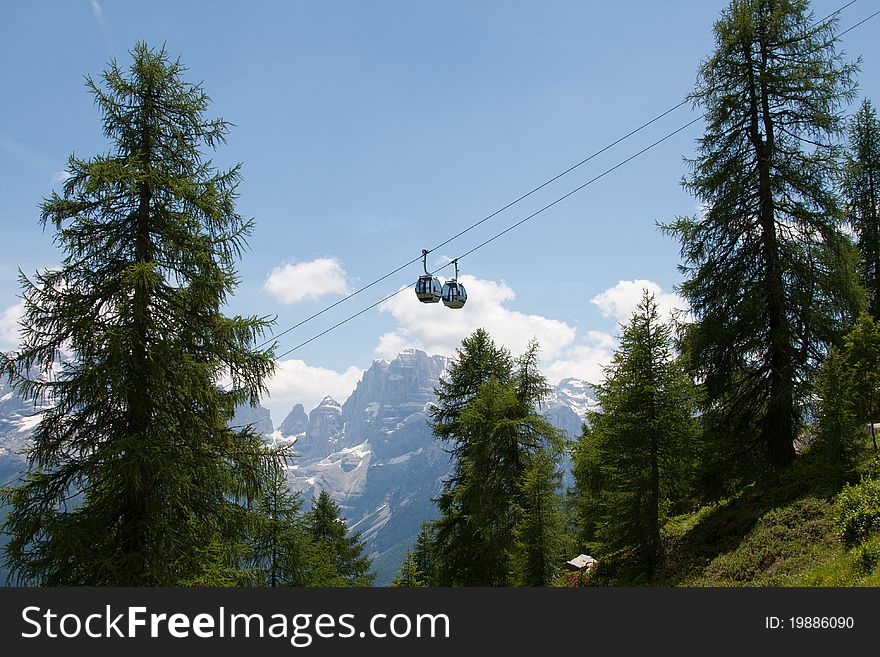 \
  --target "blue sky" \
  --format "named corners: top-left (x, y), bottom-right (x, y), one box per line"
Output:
top-left (1, 1), bottom-right (878, 420)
